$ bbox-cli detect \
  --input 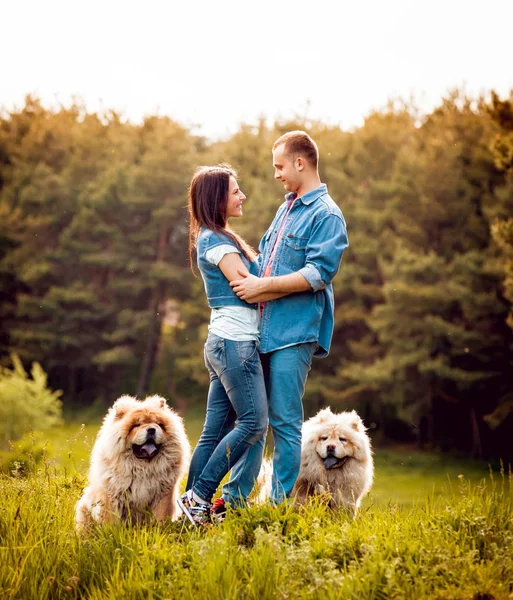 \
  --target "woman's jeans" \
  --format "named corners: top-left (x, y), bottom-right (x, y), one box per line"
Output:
top-left (186, 334), bottom-right (268, 503)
